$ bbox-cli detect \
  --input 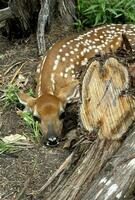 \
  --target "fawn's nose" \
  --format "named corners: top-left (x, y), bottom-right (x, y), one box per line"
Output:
top-left (46, 136), bottom-right (59, 147)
